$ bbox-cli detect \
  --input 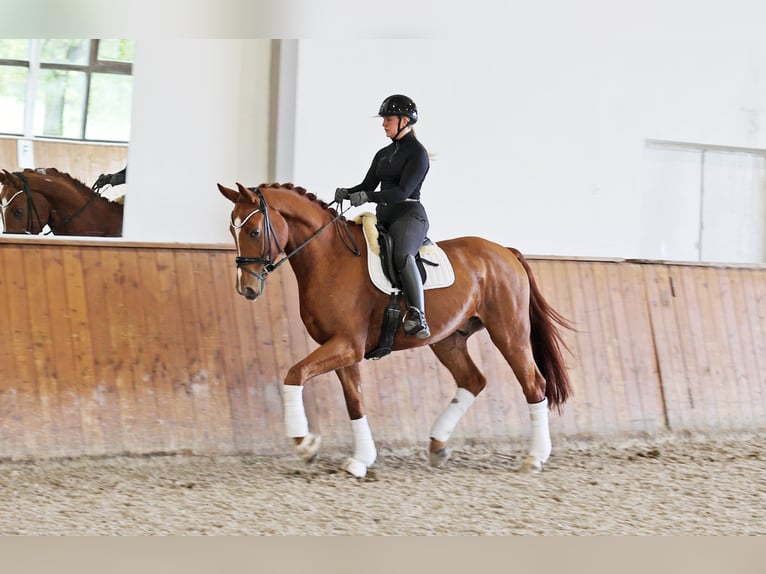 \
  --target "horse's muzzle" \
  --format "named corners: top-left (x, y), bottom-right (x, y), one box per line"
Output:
top-left (241, 285), bottom-right (260, 301)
